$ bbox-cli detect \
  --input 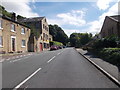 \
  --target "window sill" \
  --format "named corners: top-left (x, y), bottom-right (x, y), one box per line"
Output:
top-left (0, 45), bottom-right (3, 48)
top-left (21, 46), bottom-right (26, 48)
top-left (11, 30), bottom-right (15, 32)
top-left (0, 28), bottom-right (3, 30)
top-left (21, 33), bottom-right (25, 35)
